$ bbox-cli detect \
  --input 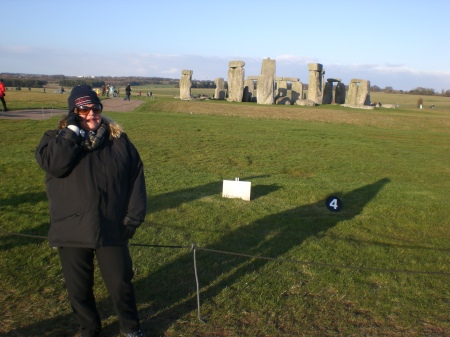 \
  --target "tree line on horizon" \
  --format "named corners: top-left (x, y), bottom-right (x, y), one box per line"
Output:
top-left (0, 73), bottom-right (448, 97)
